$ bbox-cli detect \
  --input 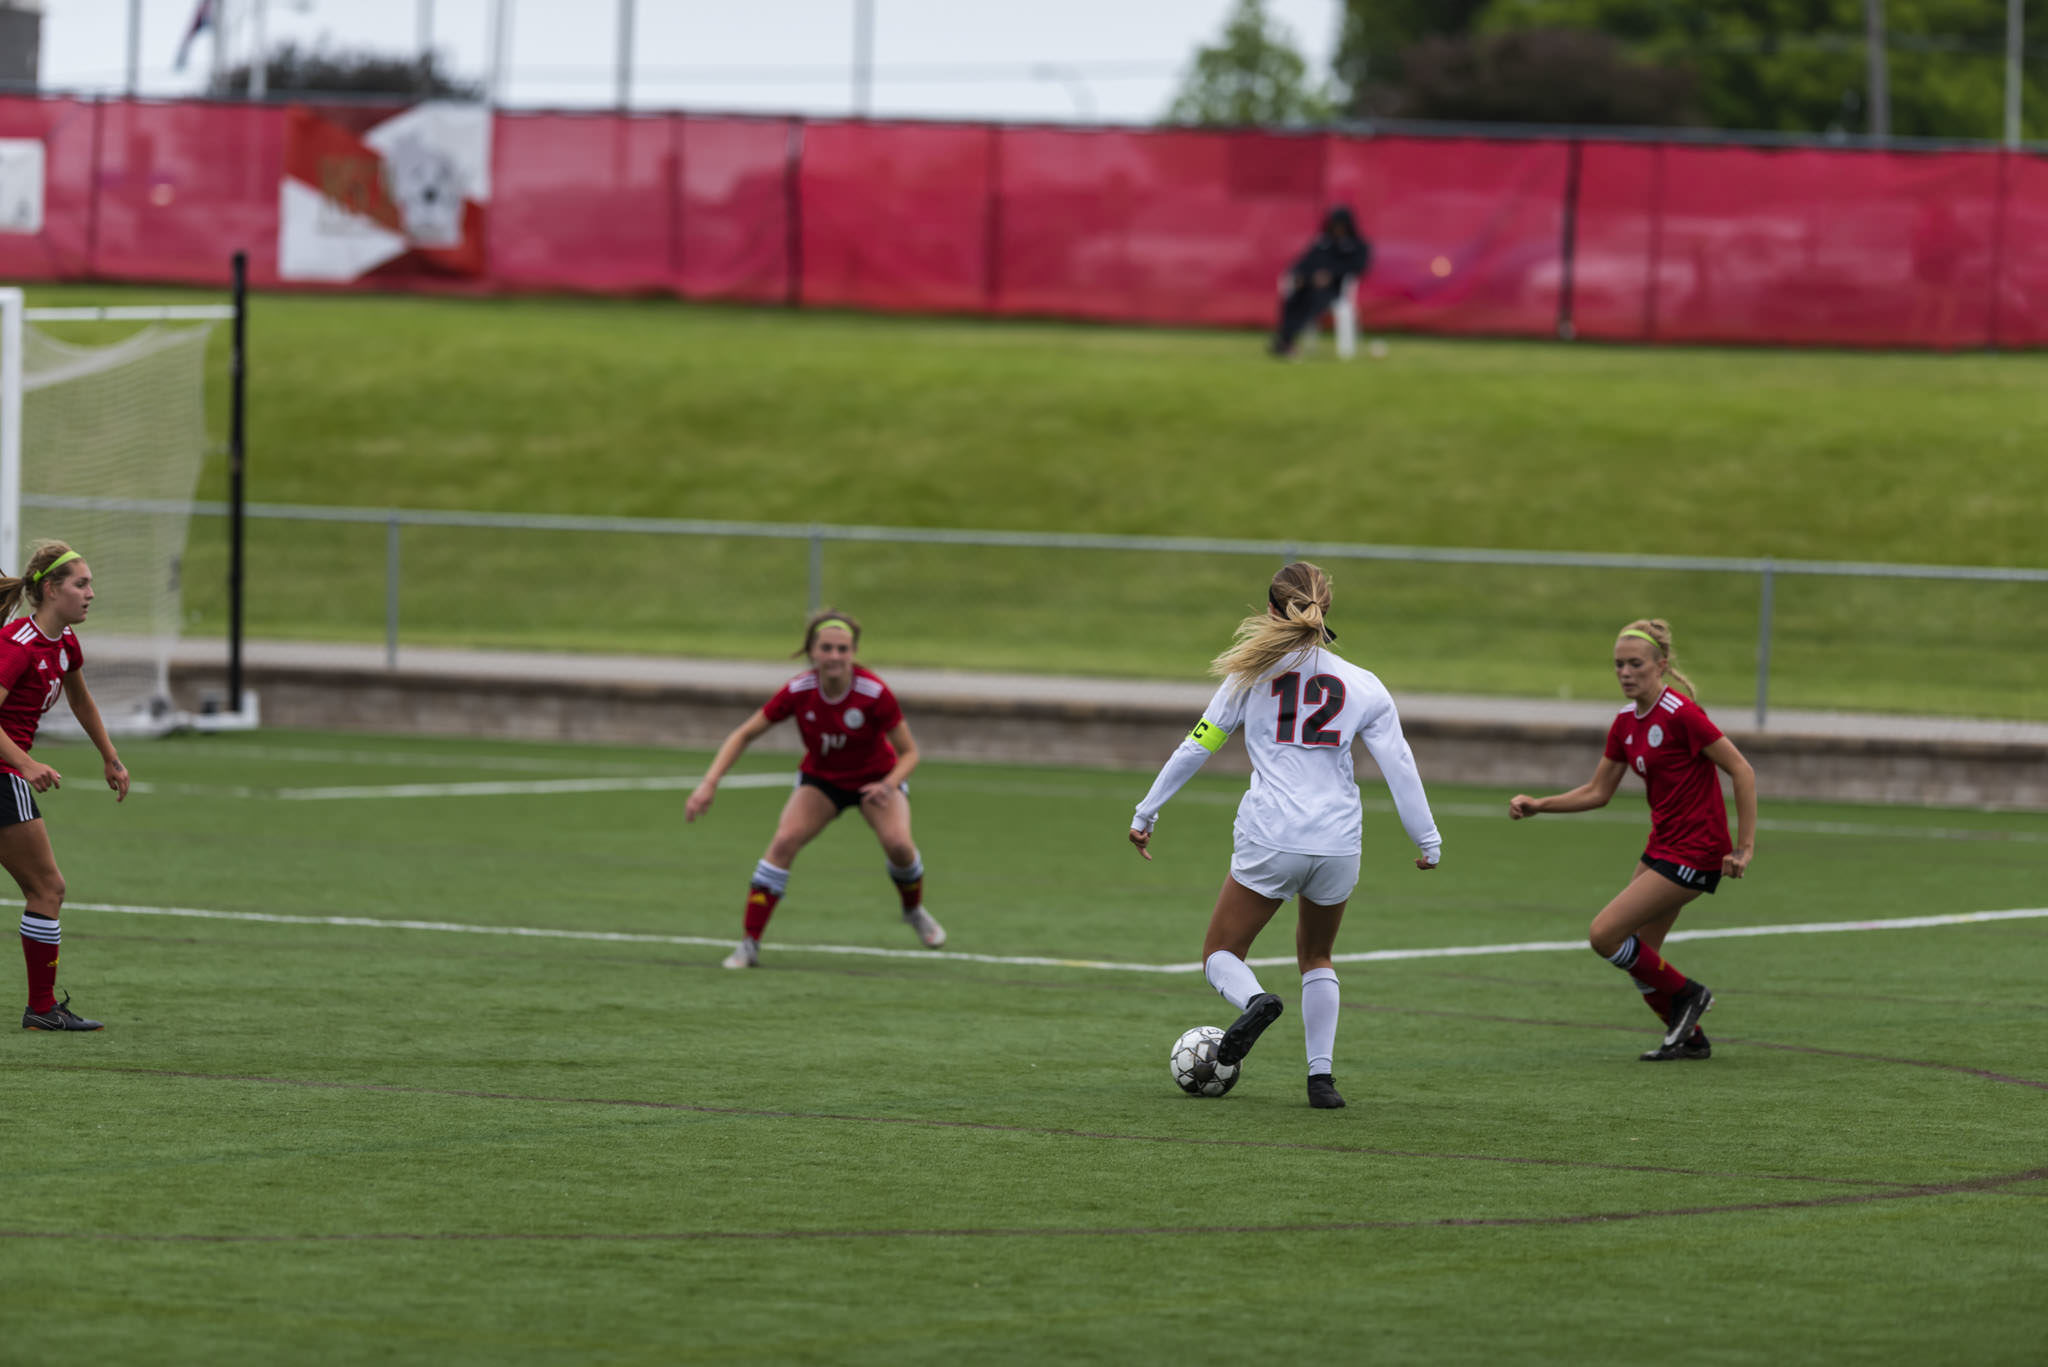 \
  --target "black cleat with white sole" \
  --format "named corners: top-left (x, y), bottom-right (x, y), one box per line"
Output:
top-left (1215, 992), bottom-right (1283, 1067)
